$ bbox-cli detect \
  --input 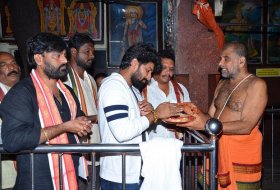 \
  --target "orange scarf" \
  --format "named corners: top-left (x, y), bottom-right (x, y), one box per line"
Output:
top-left (67, 65), bottom-right (98, 115)
top-left (192, 0), bottom-right (224, 49)
top-left (171, 80), bottom-right (184, 103)
top-left (31, 69), bottom-right (78, 190)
